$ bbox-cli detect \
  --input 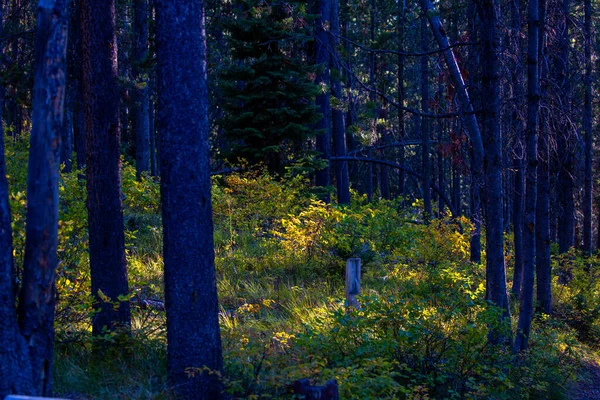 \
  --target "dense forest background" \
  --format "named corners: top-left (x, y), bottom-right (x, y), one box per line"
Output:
top-left (2, 0), bottom-right (600, 398)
